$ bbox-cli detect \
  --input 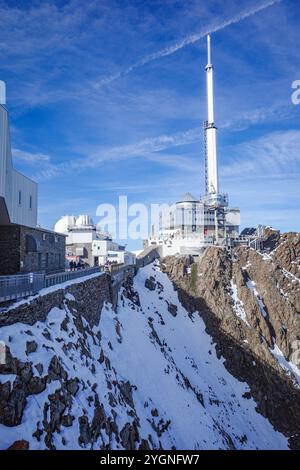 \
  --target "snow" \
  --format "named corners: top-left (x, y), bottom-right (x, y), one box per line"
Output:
top-left (0, 262), bottom-right (289, 450)
top-left (245, 277), bottom-right (268, 318)
top-left (65, 293), bottom-right (75, 301)
top-left (280, 267), bottom-right (300, 284)
top-left (230, 280), bottom-right (250, 326)
top-left (132, 250), bottom-right (144, 256)
top-left (0, 374), bottom-right (16, 385)
top-left (257, 252), bottom-right (272, 262)
top-left (100, 263), bottom-right (288, 450)
top-left (270, 344), bottom-right (300, 387)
